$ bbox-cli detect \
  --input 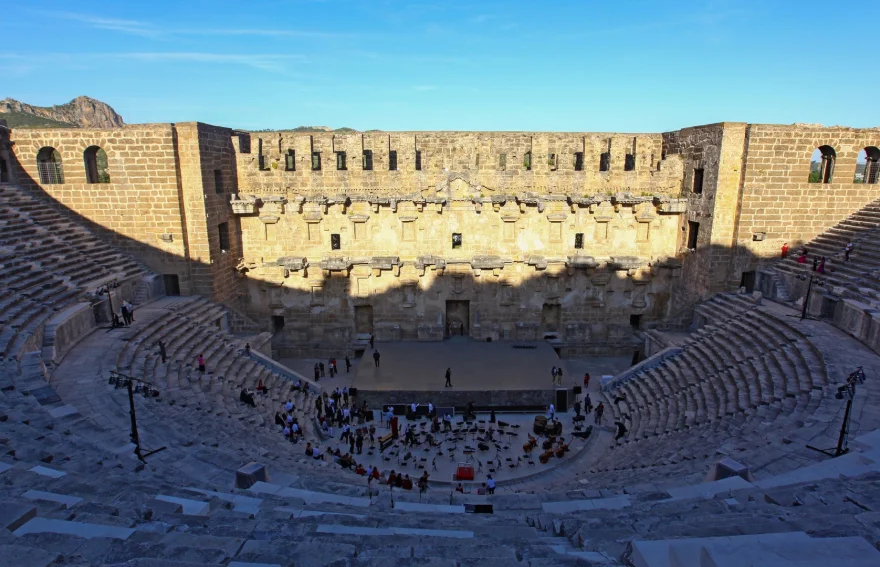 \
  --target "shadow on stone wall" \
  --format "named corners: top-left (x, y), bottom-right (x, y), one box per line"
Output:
top-left (4, 129), bottom-right (777, 361)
